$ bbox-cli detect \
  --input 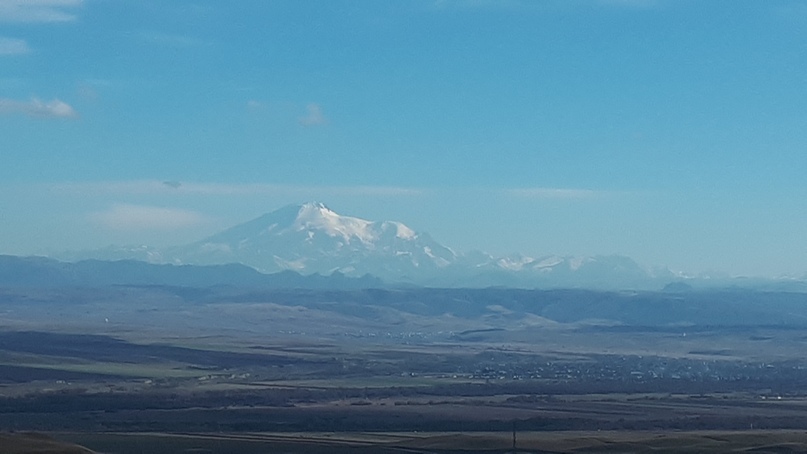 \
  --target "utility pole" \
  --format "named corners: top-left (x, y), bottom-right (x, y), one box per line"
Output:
top-left (512, 420), bottom-right (517, 452)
